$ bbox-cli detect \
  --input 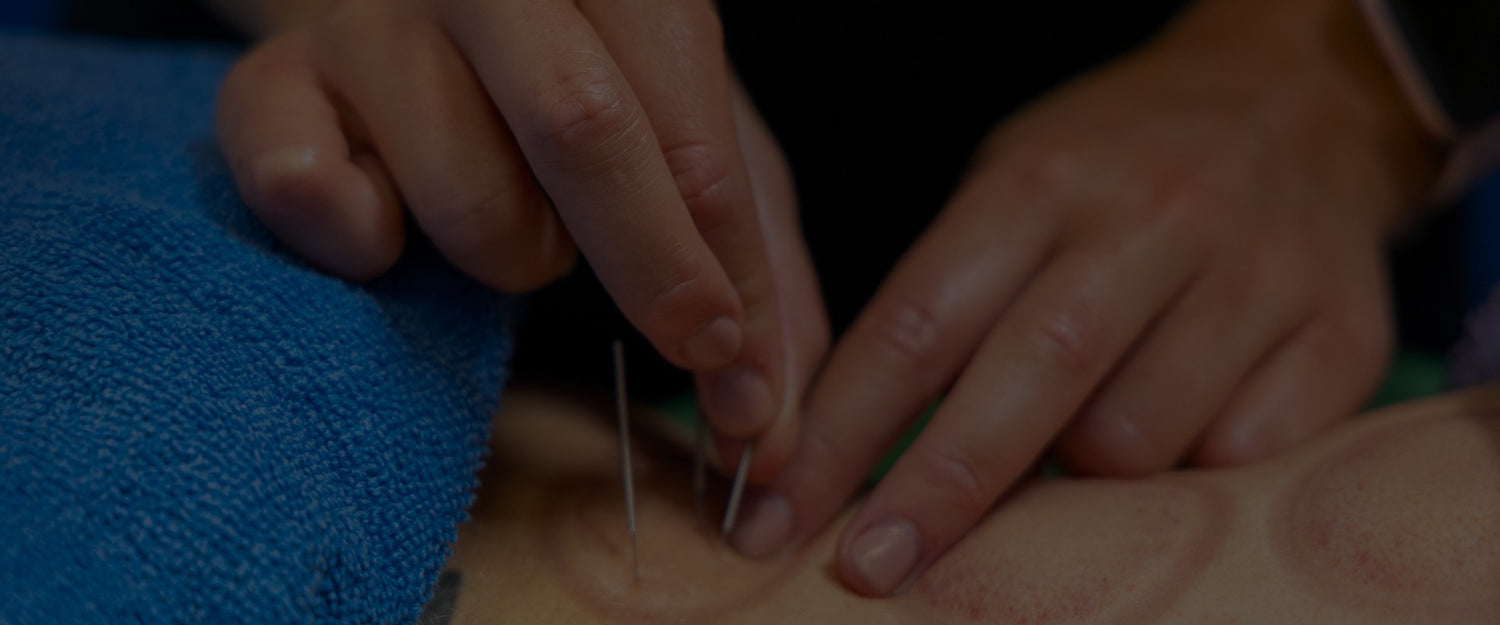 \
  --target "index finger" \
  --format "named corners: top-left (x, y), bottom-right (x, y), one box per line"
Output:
top-left (437, 0), bottom-right (743, 370)
top-left (583, 0), bottom-right (791, 441)
top-left (836, 231), bottom-right (1193, 596)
